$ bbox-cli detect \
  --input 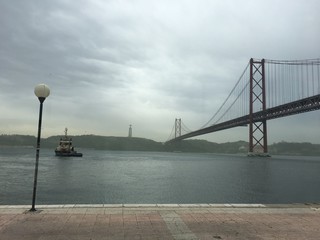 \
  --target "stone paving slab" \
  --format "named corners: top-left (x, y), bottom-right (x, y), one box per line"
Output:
top-left (0, 204), bottom-right (319, 240)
